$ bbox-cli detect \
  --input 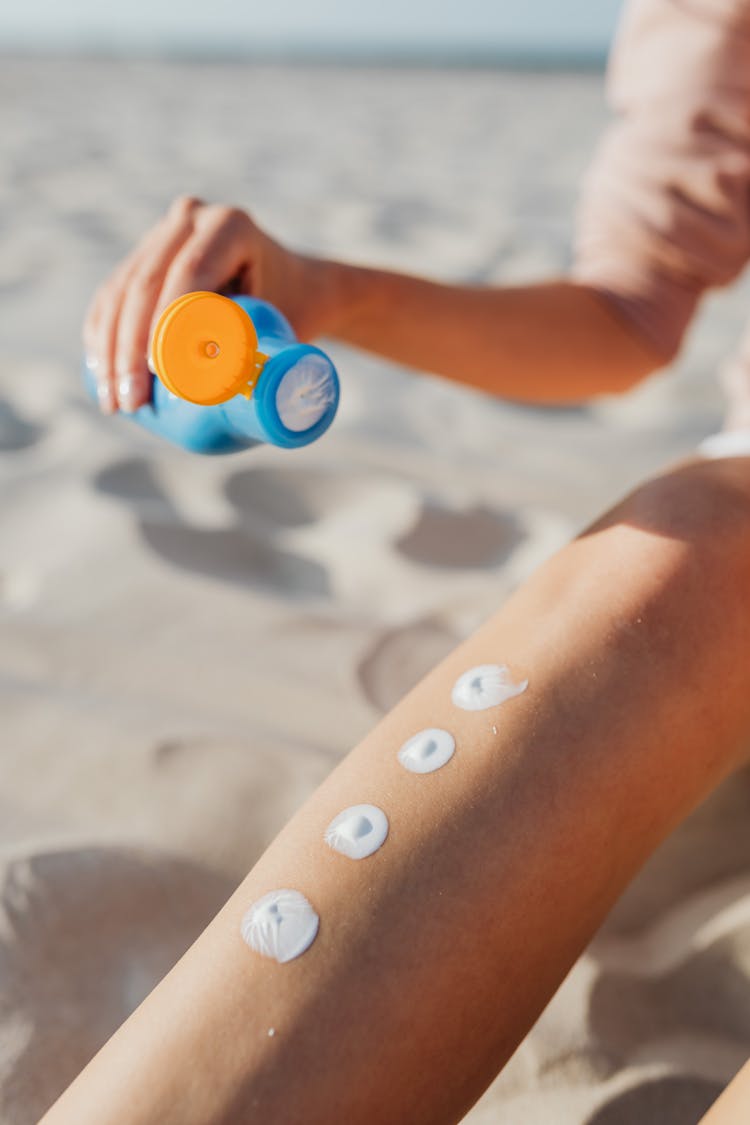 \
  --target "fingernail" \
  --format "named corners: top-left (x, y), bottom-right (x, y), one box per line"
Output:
top-left (96, 379), bottom-right (115, 415)
top-left (85, 352), bottom-right (100, 372)
top-left (117, 373), bottom-right (137, 413)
